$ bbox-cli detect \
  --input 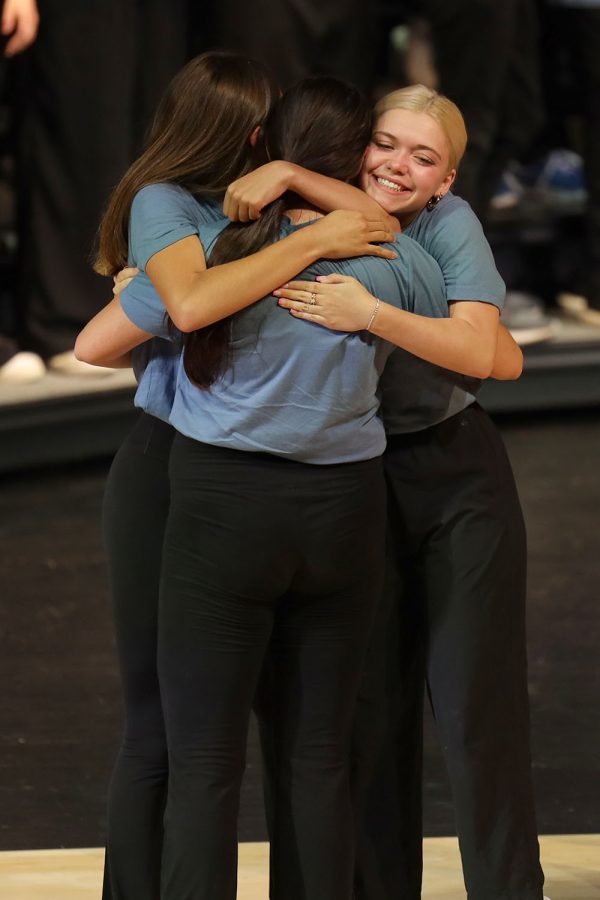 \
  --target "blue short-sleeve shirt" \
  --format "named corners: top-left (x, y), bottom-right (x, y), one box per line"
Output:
top-left (125, 218), bottom-right (450, 463)
top-left (120, 183), bottom-right (224, 422)
top-left (379, 192), bottom-right (506, 434)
